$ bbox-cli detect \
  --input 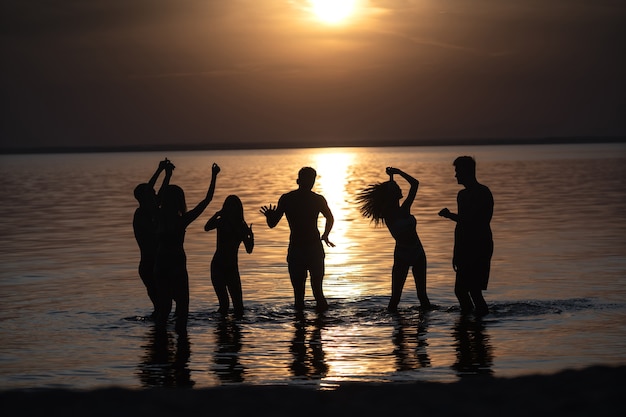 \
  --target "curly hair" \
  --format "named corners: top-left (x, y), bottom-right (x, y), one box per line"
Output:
top-left (356, 181), bottom-right (400, 226)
